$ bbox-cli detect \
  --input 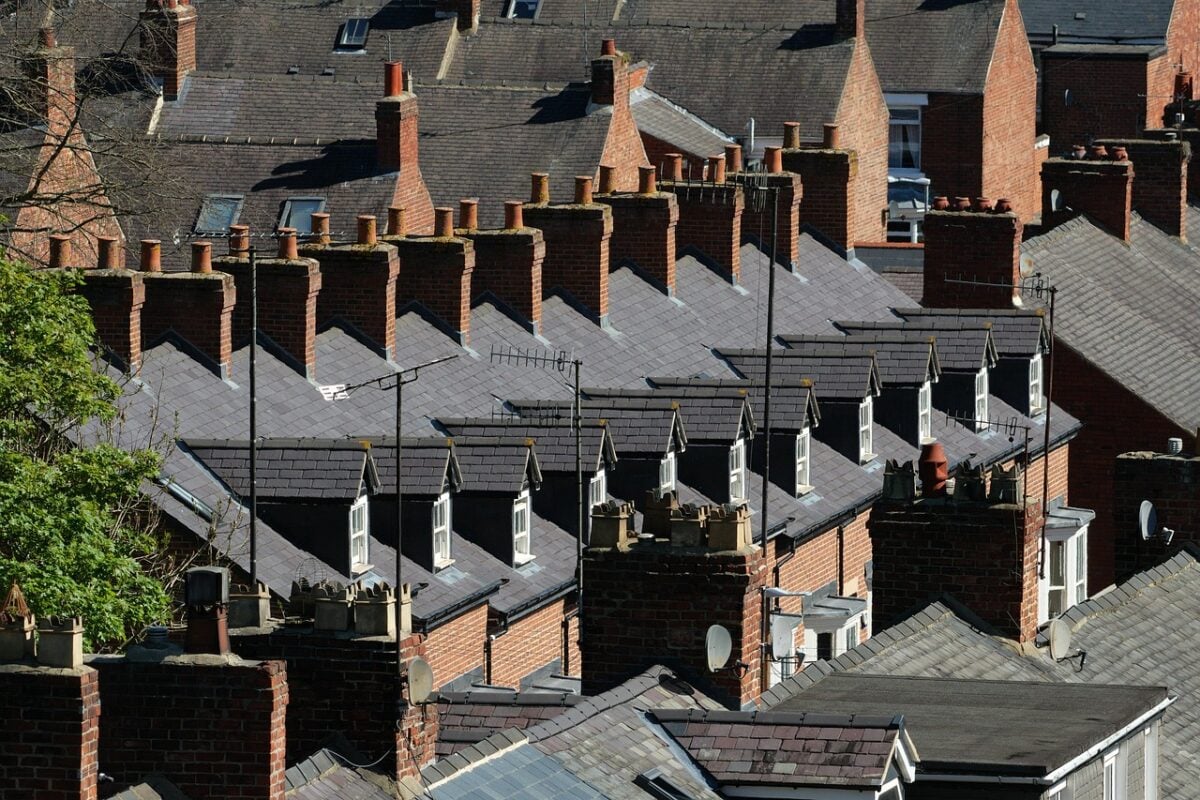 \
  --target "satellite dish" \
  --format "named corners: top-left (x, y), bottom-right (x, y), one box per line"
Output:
top-left (1139, 500), bottom-right (1158, 542)
top-left (1048, 618), bottom-right (1072, 661)
top-left (705, 624), bottom-right (733, 673)
top-left (1019, 253), bottom-right (1035, 277)
top-left (771, 615), bottom-right (795, 661)
top-left (407, 656), bottom-right (435, 704)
